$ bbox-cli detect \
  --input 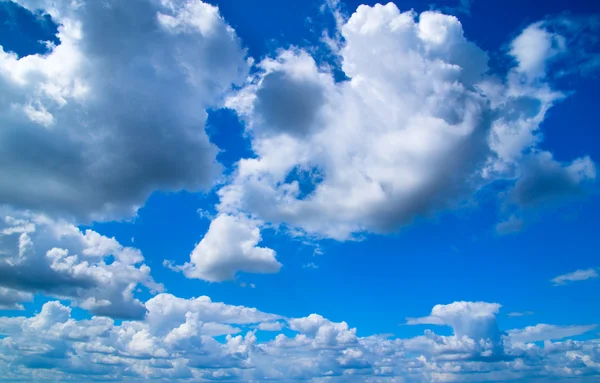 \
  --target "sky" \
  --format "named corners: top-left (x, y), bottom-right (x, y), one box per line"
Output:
top-left (0, 0), bottom-right (599, 381)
